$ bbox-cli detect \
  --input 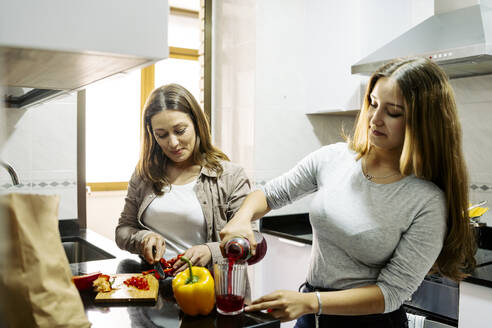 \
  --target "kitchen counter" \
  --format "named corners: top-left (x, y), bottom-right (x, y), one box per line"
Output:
top-left (260, 213), bottom-right (492, 289)
top-left (60, 221), bottom-right (280, 328)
